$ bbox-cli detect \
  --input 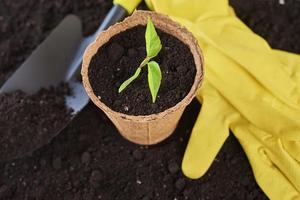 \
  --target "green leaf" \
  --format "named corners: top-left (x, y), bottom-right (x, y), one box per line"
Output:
top-left (147, 61), bottom-right (162, 103)
top-left (145, 17), bottom-right (162, 59)
top-left (118, 67), bottom-right (142, 93)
